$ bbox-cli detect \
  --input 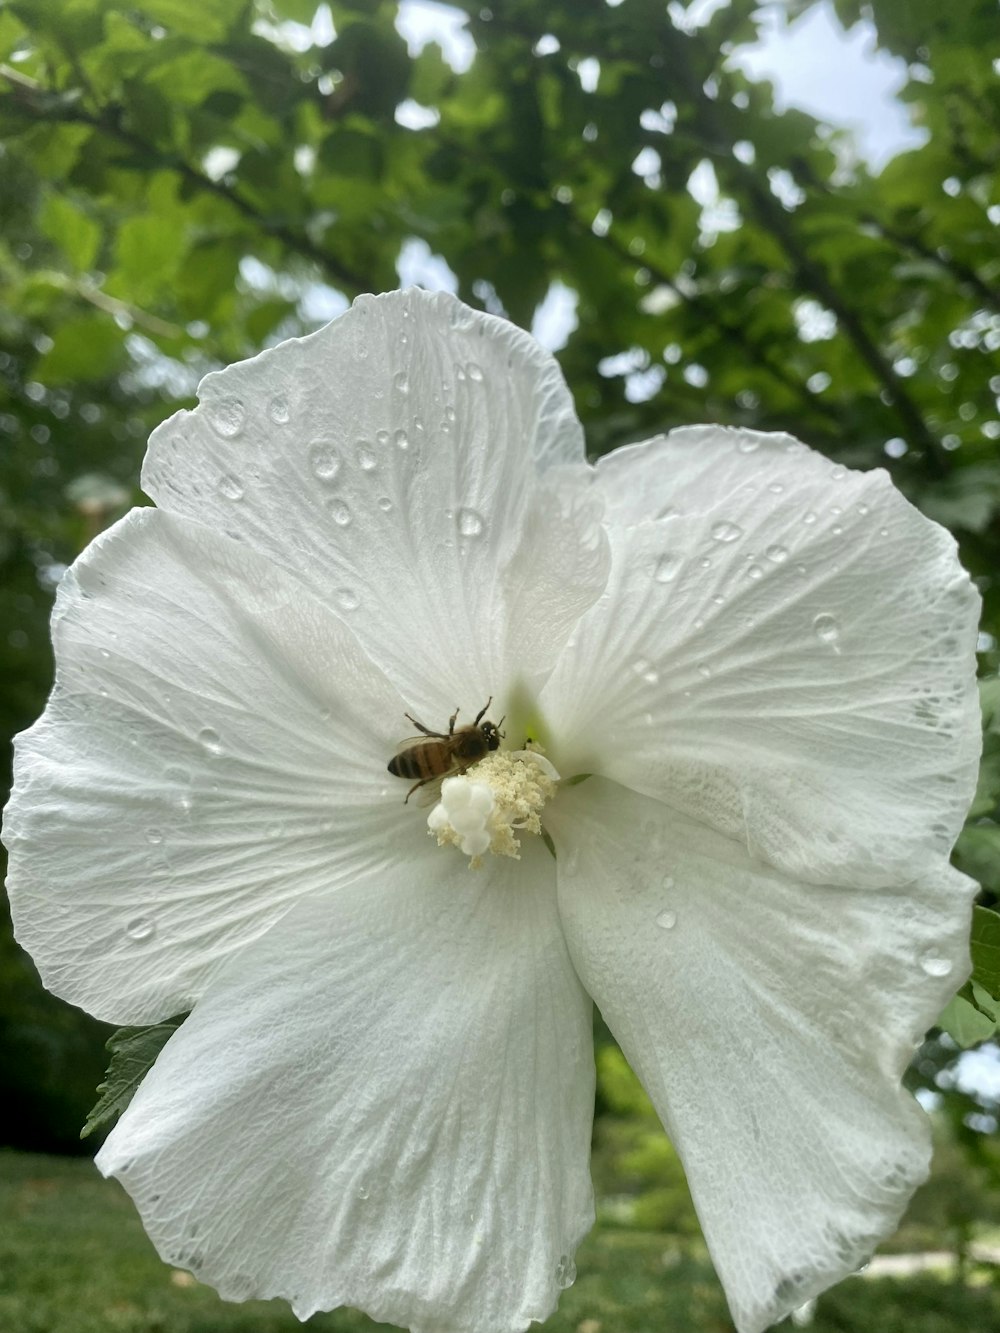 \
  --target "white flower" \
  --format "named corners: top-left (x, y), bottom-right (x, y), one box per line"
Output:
top-left (1, 290), bottom-right (982, 1333)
